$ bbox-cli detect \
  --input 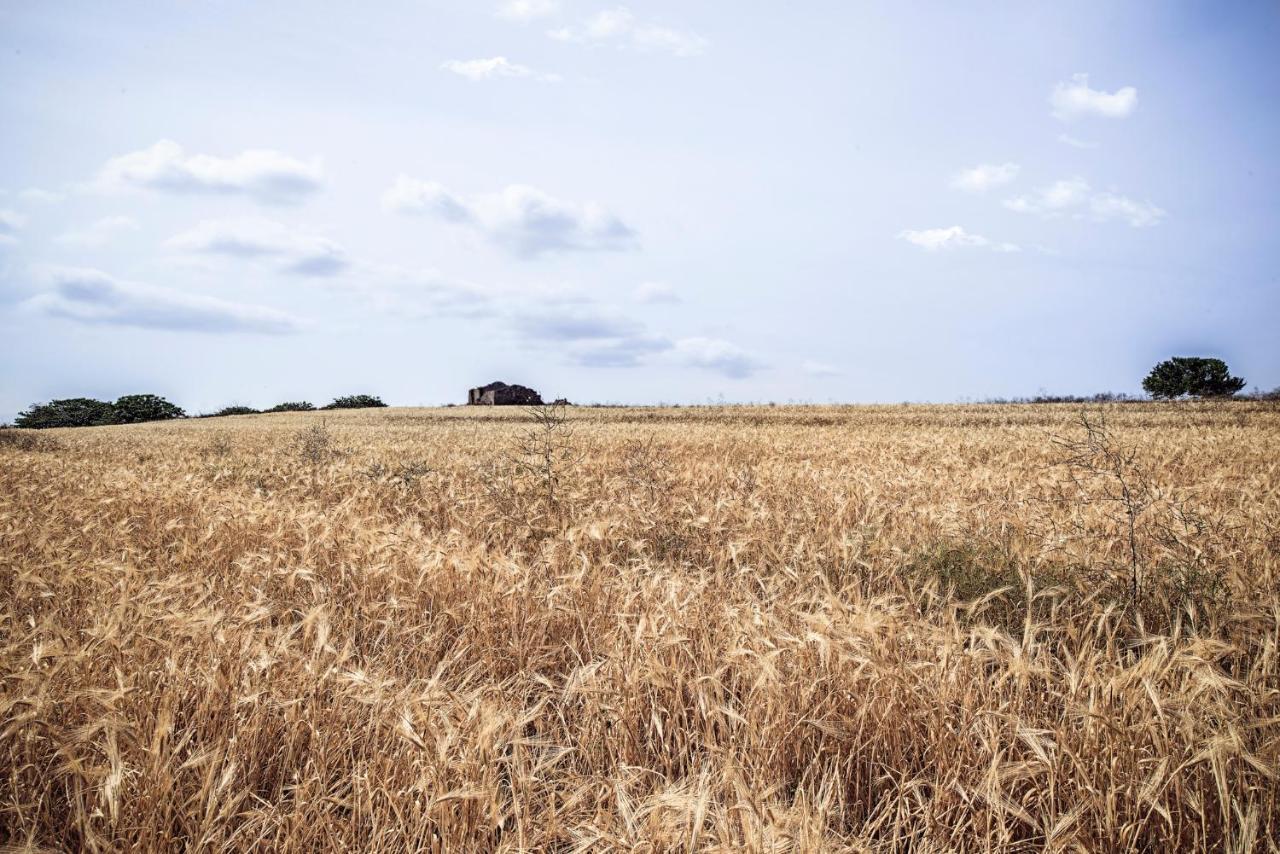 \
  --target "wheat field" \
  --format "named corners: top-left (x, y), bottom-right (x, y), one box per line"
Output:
top-left (1, 403), bottom-right (1278, 852)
